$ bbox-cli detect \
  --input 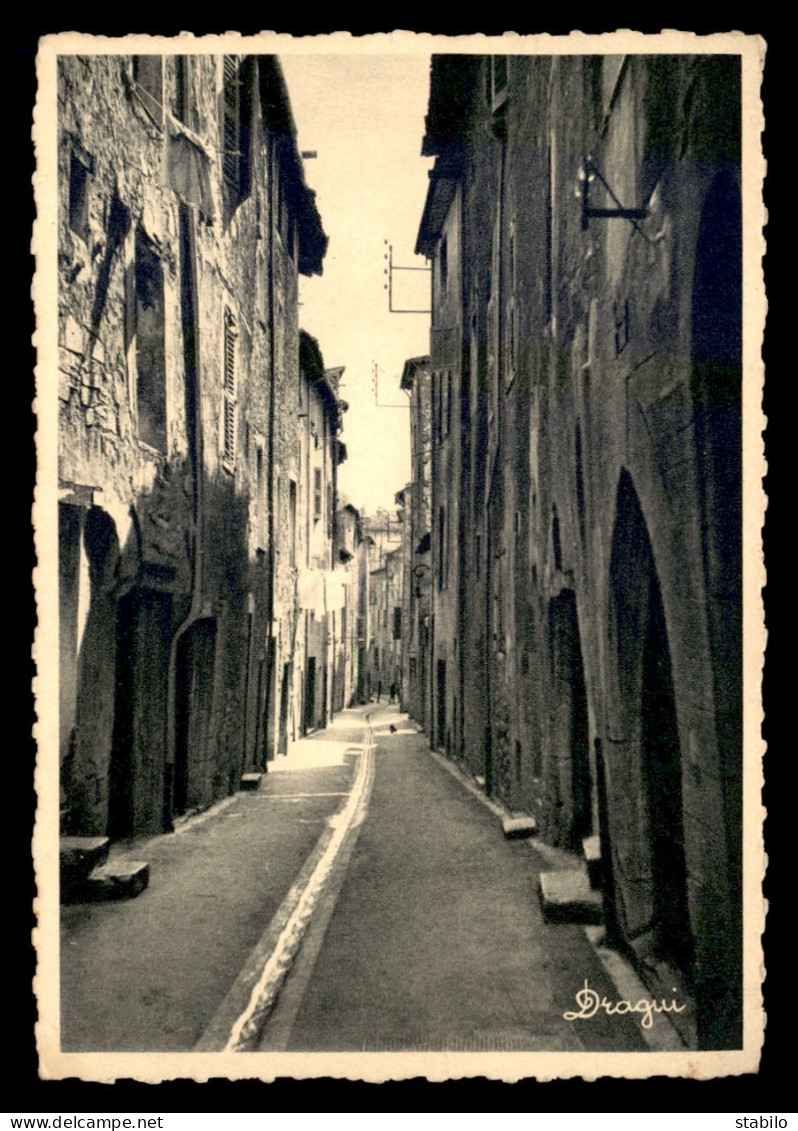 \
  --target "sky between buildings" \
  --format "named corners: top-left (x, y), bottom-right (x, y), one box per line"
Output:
top-left (279, 52), bottom-right (434, 517)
